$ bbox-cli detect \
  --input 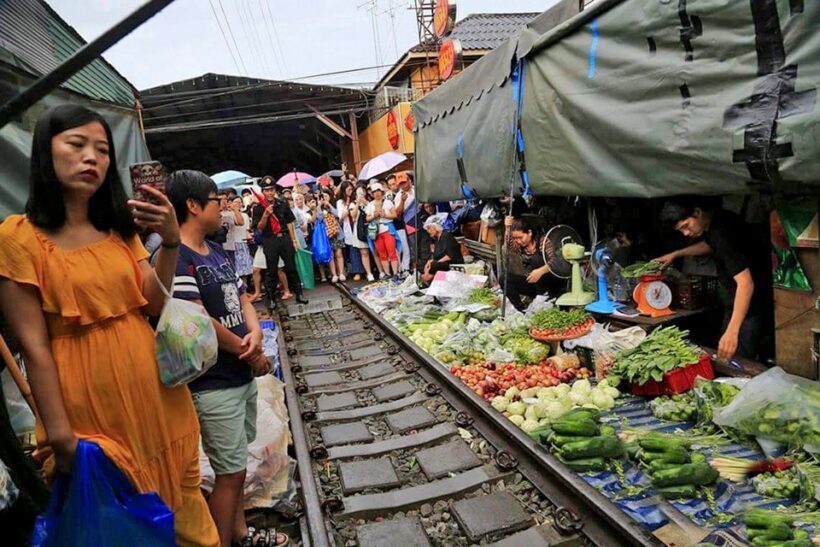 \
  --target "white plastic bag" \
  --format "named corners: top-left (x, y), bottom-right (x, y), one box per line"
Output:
top-left (199, 376), bottom-right (292, 508)
top-left (154, 277), bottom-right (218, 387)
top-left (713, 367), bottom-right (820, 454)
top-left (1, 367), bottom-right (34, 435)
